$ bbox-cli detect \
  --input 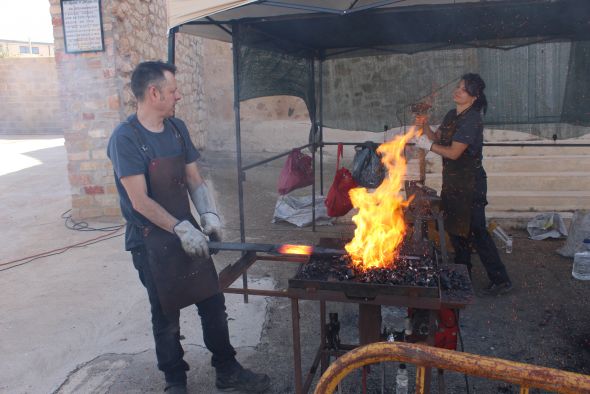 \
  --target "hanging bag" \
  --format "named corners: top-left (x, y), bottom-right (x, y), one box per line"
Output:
top-left (325, 144), bottom-right (357, 217)
top-left (351, 141), bottom-right (385, 188)
top-left (277, 148), bottom-right (314, 195)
